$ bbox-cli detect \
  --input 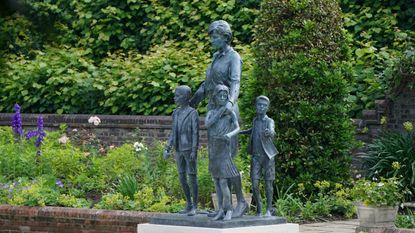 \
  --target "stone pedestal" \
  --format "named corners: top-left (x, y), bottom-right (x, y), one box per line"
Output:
top-left (137, 214), bottom-right (299, 233)
top-left (137, 223), bottom-right (299, 233)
